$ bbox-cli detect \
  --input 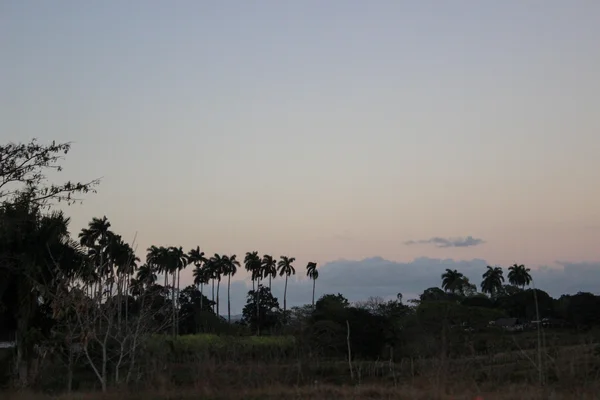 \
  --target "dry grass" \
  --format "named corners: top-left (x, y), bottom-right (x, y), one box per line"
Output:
top-left (3, 383), bottom-right (600, 400)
